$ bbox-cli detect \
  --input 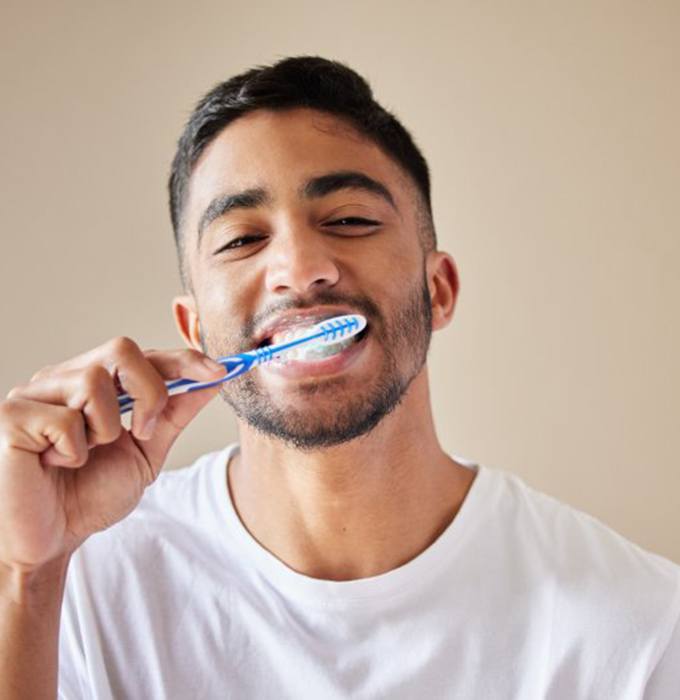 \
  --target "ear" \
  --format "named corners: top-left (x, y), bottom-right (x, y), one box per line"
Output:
top-left (425, 251), bottom-right (460, 331)
top-left (172, 294), bottom-right (203, 350)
